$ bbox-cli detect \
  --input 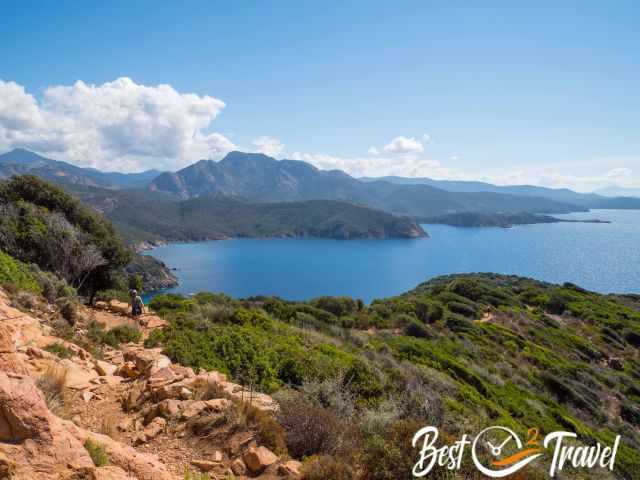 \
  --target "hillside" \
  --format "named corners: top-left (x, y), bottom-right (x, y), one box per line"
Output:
top-left (0, 283), bottom-right (295, 479)
top-left (0, 186), bottom-right (638, 478)
top-left (423, 211), bottom-right (611, 227)
top-left (361, 174), bottom-right (640, 209)
top-left (0, 148), bottom-right (161, 189)
top-left (77, 188), bottom-right (427, 241)
top-left (142, 273), bottom-right (640, 479)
